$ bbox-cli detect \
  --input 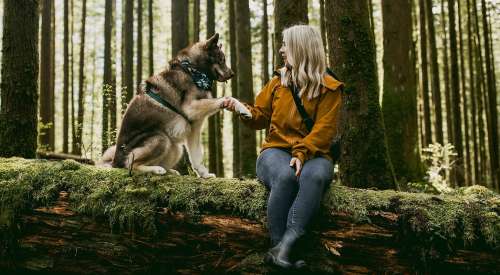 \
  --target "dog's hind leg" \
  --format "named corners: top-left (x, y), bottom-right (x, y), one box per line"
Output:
top-left (159, 139), bottom-right (183, 175)
top-left (96, 145), bottom-right (116, 168)
top-left (125, 136), bottom-right (168, 175)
